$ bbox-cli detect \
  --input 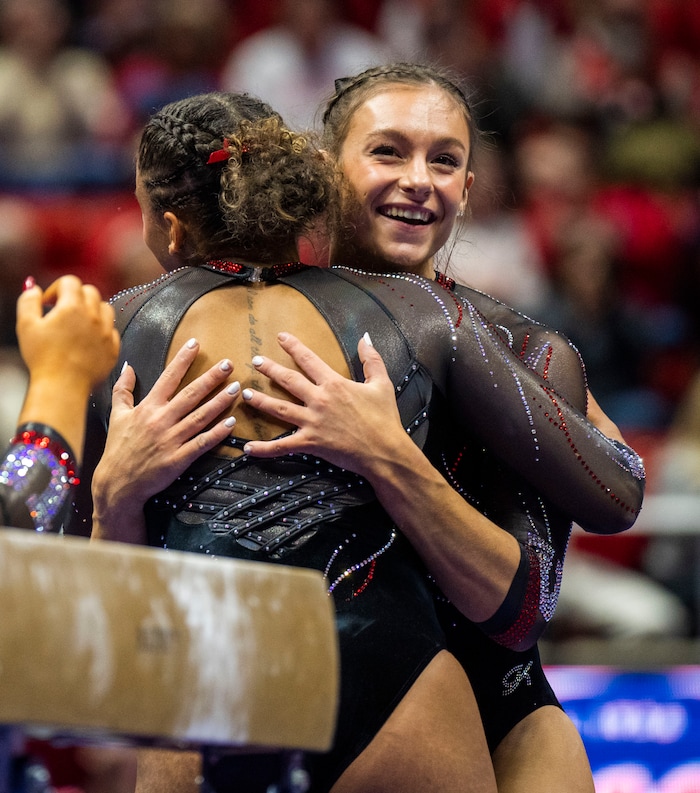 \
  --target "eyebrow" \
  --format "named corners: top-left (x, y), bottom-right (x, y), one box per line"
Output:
top-left (366, 128), bottom-right (468, 152)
